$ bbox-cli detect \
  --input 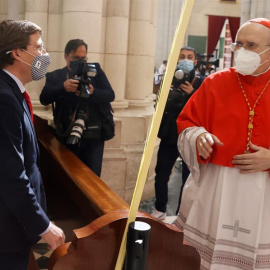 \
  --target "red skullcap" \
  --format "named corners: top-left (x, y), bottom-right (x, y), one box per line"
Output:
top-left (249, 18), bottom-right (270, 29)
